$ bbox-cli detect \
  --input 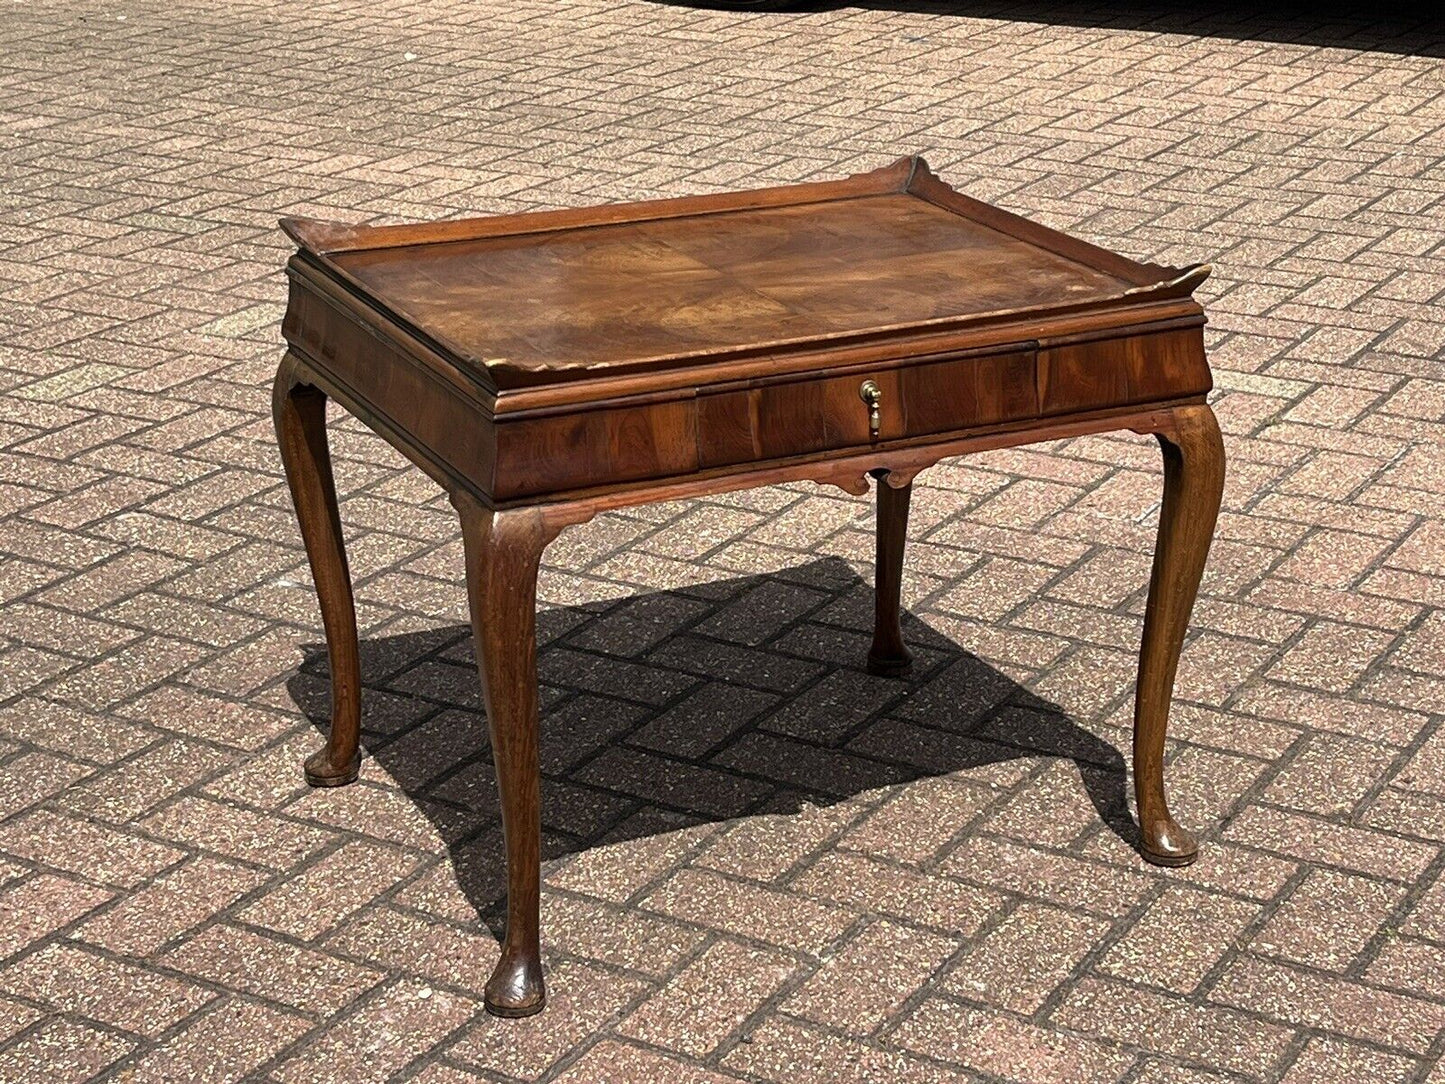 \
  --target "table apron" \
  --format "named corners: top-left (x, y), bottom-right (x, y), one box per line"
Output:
top-left (285, 313), bottom-right (1209, 509)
